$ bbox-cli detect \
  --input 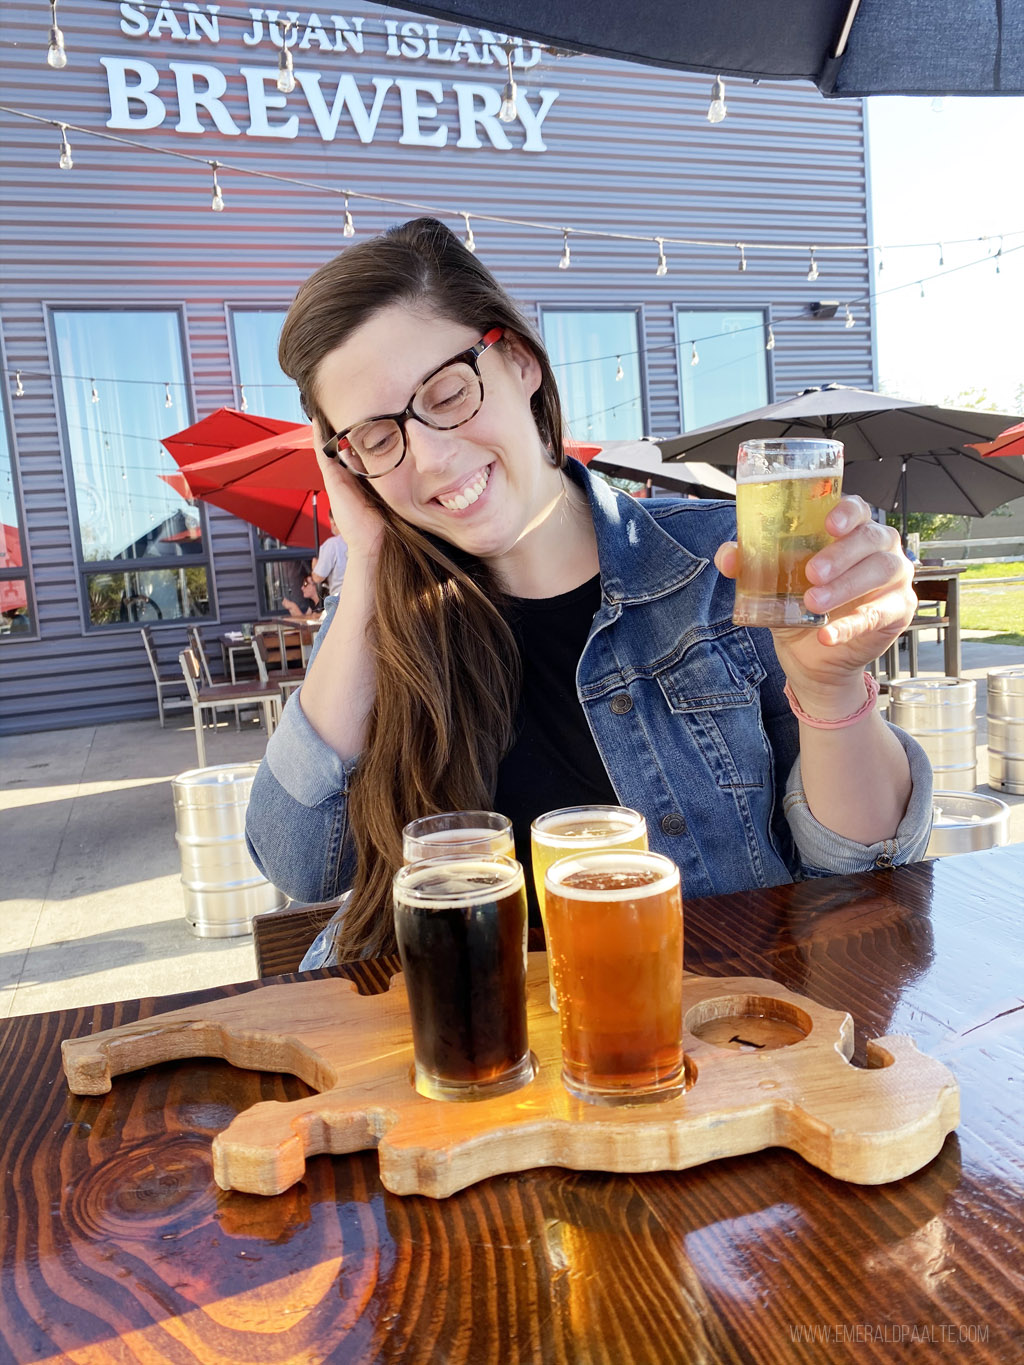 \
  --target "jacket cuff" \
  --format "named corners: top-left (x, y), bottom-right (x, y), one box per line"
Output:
top-left (264, 686), bottom-right (358, 807)
top-left (783, 723), bottom-right (934, 874)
